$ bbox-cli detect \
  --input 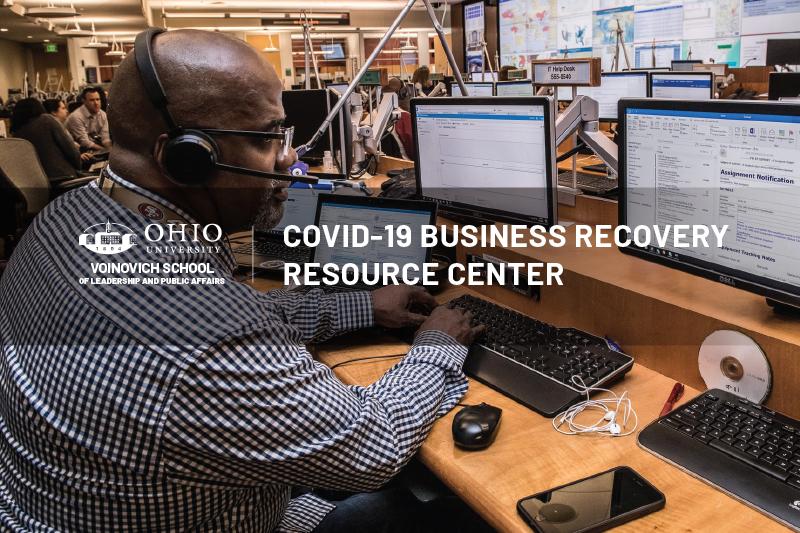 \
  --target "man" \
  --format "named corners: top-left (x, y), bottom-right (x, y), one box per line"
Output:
top-left (64, 86), bottom-right (112, 151)
top-left (0, 29), bottom-right (482, 531)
